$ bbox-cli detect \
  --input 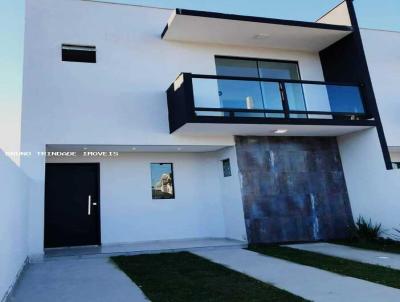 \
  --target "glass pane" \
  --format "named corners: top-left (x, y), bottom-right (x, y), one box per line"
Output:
top-left (260, 82), bottom-right (284, 118)
top-left (258, 61), bottom-right (300, 80)
top-left (218, 79), bottom-right (265, 117)
top-left (284, 83), bottom-right (307, 118)
top-left (192, 78), bottom-right (224, 116)
top-left (301, 84), bottom-right (332, 119)
top-left (192, 78), bottom-right (265, 117)
top-left (215, 58), bottom-right (258, 77)
top-left (151, 163), bottom-right (174, 199)
top-left (326, 85), bottom-right (365, 113)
